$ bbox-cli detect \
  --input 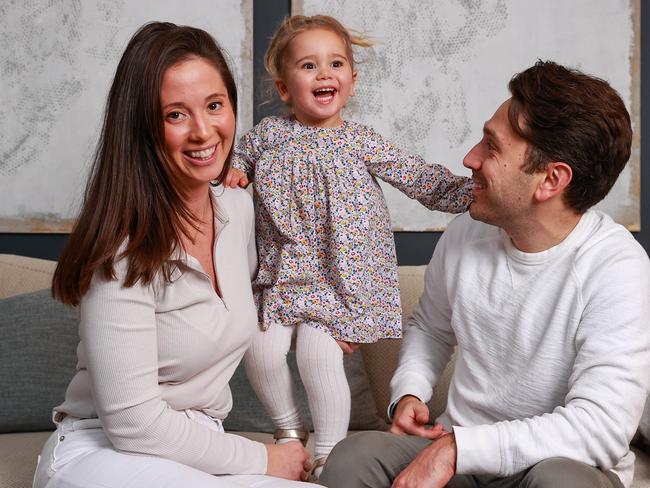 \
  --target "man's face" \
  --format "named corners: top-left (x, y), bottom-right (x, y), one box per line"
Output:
top-left (463, 99), bottom-right (539, 228)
